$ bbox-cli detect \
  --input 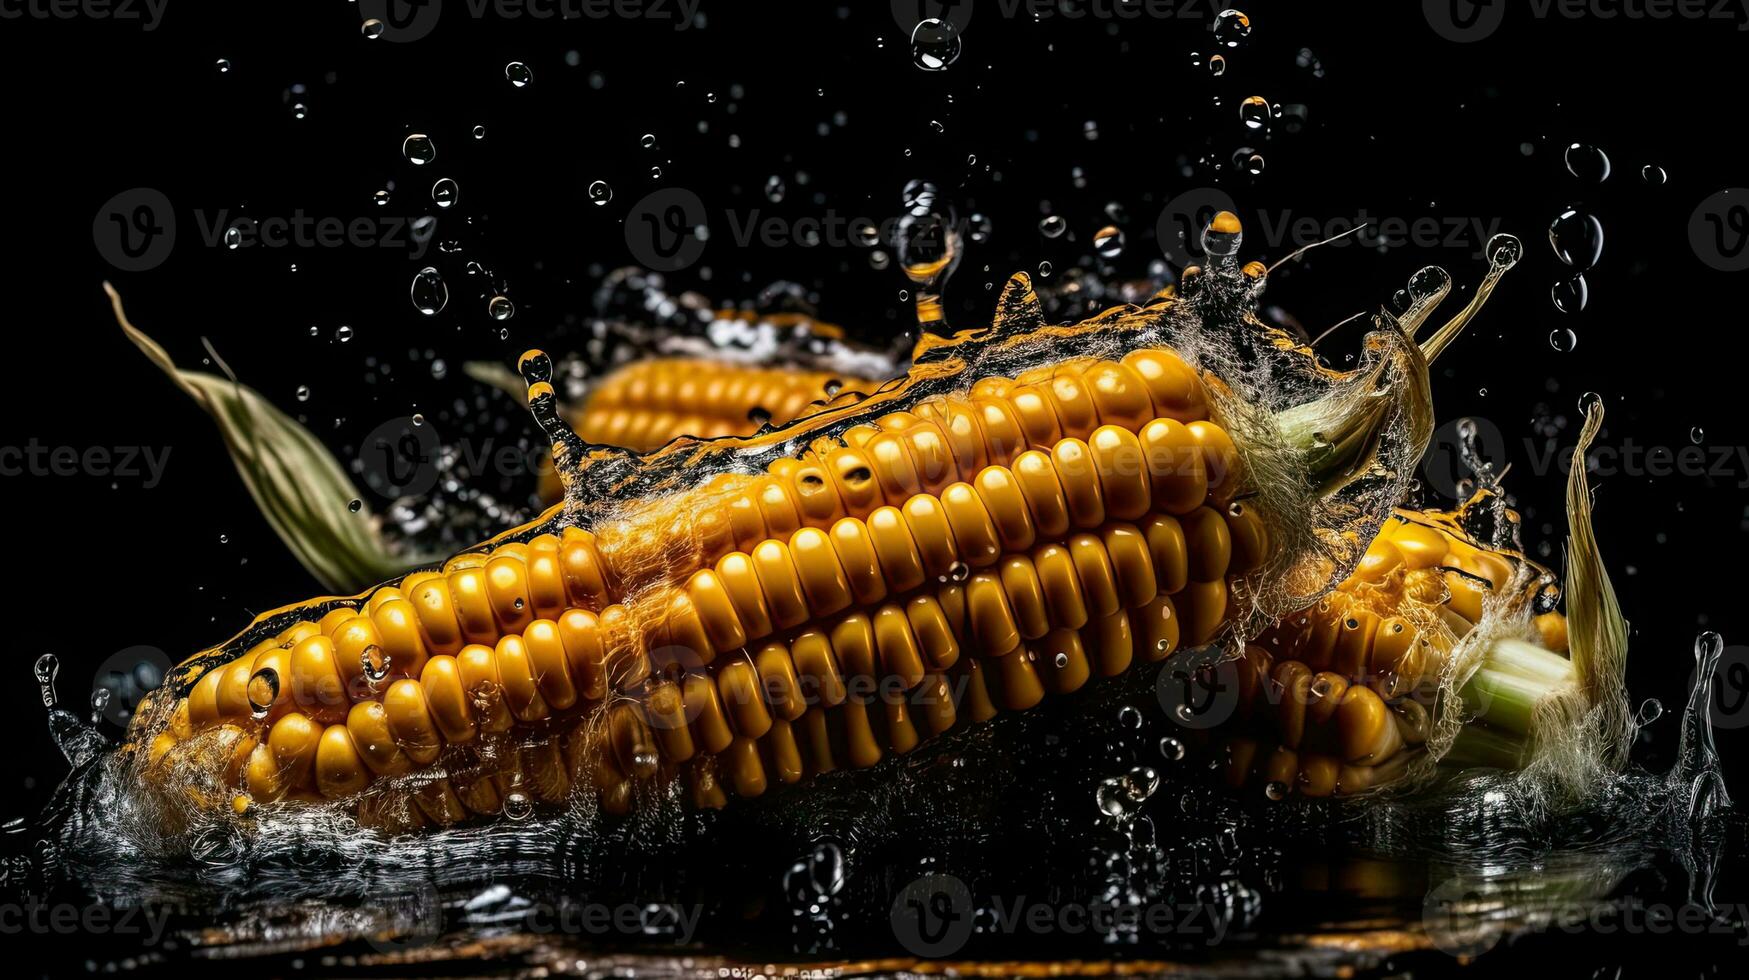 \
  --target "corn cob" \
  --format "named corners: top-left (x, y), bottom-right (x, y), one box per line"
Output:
top-left (570, 359), bottom-right (875, 452)
top-left (119, 212), bottom-right (1547, 831)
